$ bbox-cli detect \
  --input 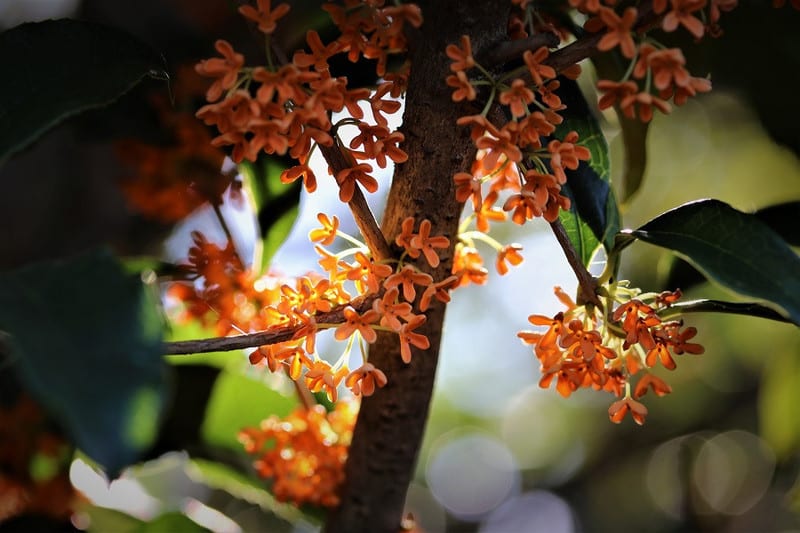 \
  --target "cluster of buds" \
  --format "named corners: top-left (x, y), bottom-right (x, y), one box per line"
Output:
top-left (519, 285), bottom-right (703, 424)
